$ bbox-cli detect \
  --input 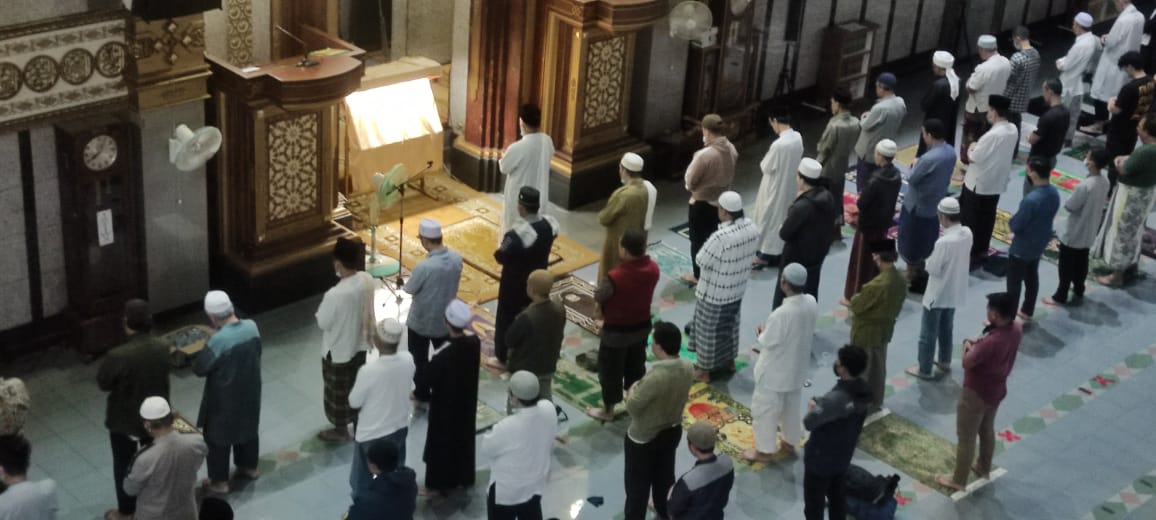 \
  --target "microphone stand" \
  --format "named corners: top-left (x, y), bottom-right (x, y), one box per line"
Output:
top-left (391, 160), bottom-right (435, 295)
top-left (274, 24), bottom-right (318, 67)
